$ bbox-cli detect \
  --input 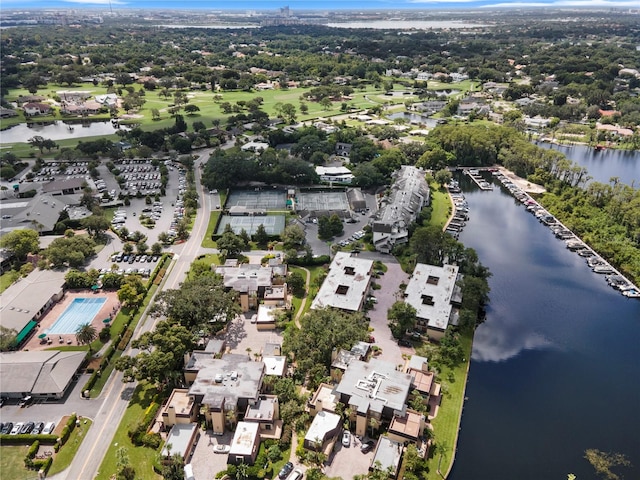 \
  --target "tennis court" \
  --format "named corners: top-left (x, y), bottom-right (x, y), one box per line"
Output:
top-left (47, 297), bottom-right (106, 335)
top-left (216, 214), bottom-right (286, 236)
top-left (226, 189), bottom-right (287, 211)
top-left (296, 191), bottom-right (350, 212)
